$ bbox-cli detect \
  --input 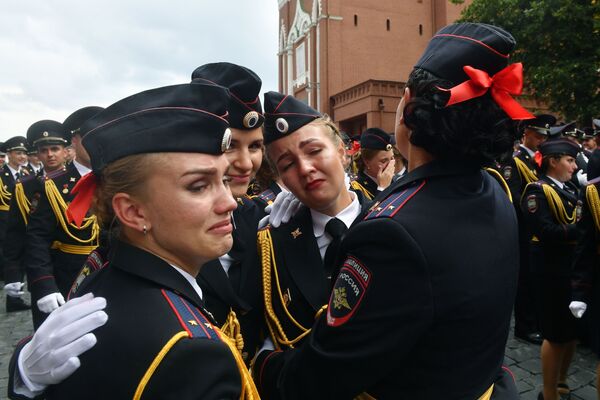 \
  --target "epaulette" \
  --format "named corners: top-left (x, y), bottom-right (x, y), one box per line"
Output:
top-left (18, 173), bottom-right (37, 184)
top-left (364, 180), bottom-right (426, 220)
top-left (587, 176), bottom-right (600, 186)
top-left (45, 166), bottom-right (68, 180)
top-left (349, 180), bottom-right (374, 200)
top-left (161, 289), bottom-right (217, 340)
top-left (253, 188), bottom-right (276, 204)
